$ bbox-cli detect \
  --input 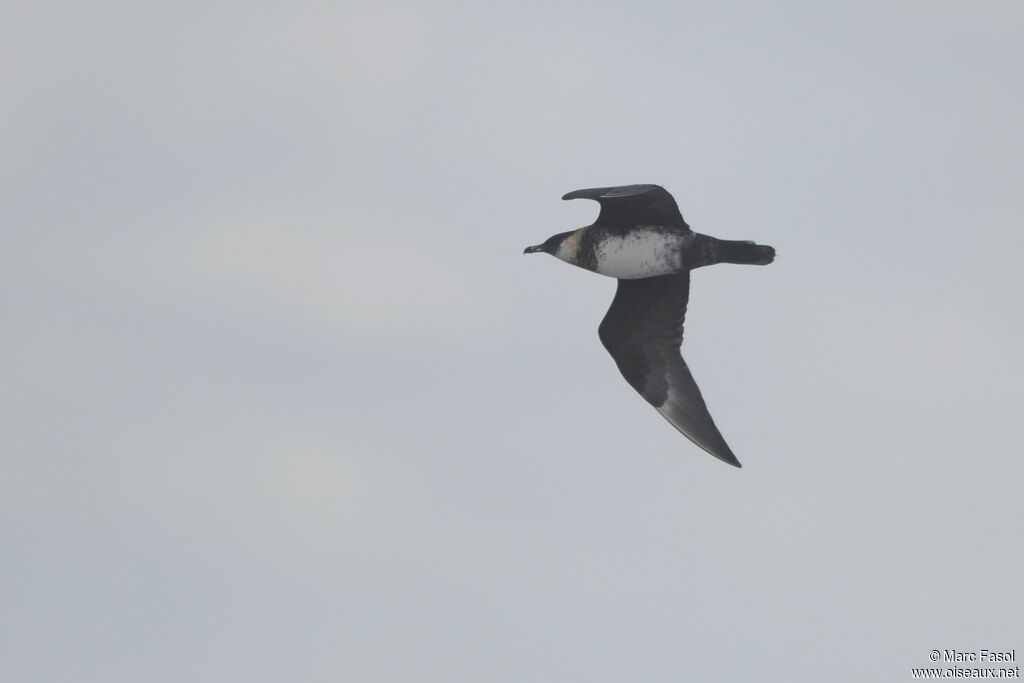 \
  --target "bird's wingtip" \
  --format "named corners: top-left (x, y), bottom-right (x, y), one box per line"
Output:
top-left (714, 451), bottom-right (743, 468)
